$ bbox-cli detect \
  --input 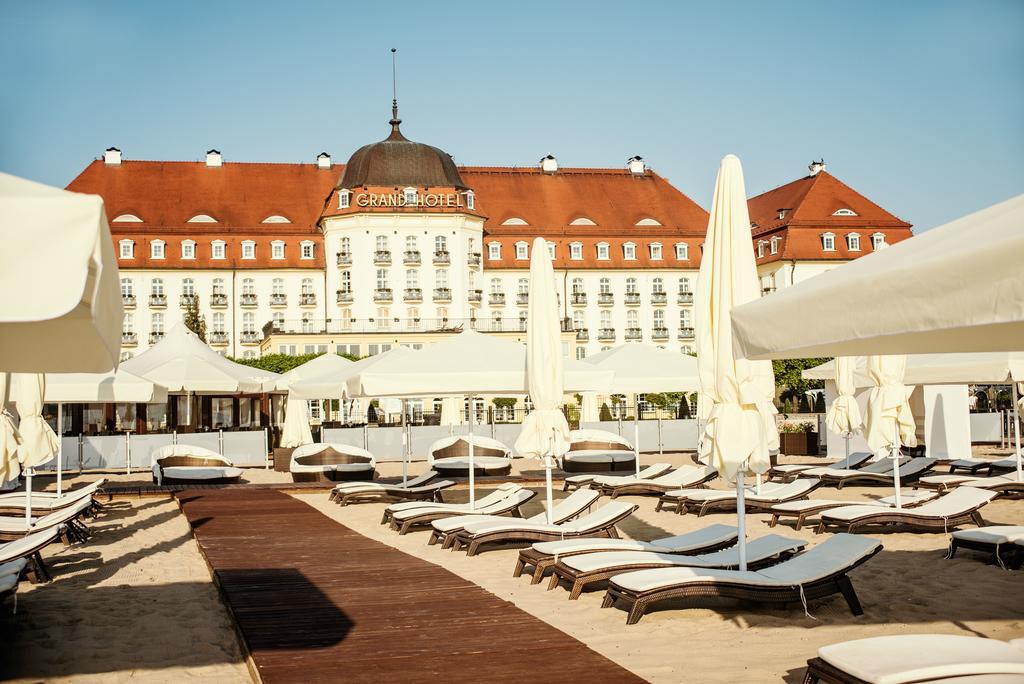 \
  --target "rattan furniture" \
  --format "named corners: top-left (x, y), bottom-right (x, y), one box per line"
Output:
top-left (914, 473), bottom-right (1024, 498)
top-left (151, 445), bottom-right (242, 485)
top-left (0, 479), bottom-right (106, 516)
top-left (563, 462), bottom-right (671, 492)
top-left (657, 478), bottom-right (821, 516)
top-left (427, 435), bottom-right (513, 477)
top-left (815, 458), bottom-right (935, 489)
top-left (290, 442), bottom-right (376, 483)
top-left (598, 466), bottom-right (718, 499)
top-left (330, 471), bottom-right (453, 505)
top-left (388, 488), bottom-right (536, 535)
top-left (769, 452), bottom-right (872, 483)
top-left (0, 497), bottom-right (94, 543)
top-left (768, 490), bottom-right (937, 531)
top-left (816, 487), bottom-right (996, 534)
top-left (948, 525), bottom-right (1024, 569)
top-left (561, 429), bottom-right (636, 473)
